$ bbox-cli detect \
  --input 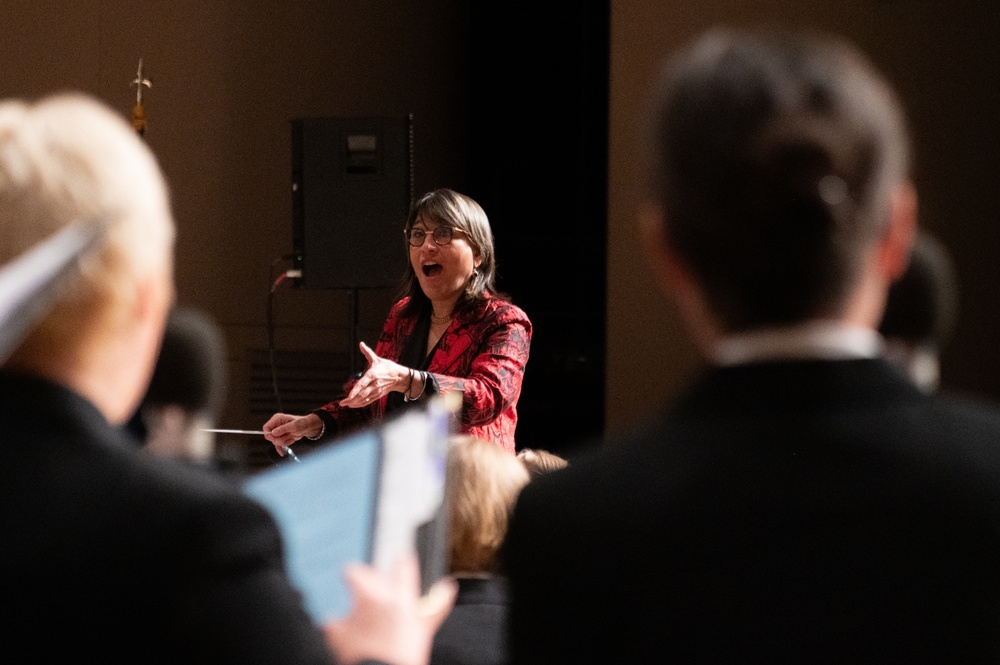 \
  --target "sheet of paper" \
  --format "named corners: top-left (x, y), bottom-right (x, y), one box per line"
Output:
top-left (0, 218), bottom-right (109, 364)
top-left (242, 395), bottom-right (457, 623)
top-left (243, 430), bottom-right (380, 622)
top-left (373, 404), bottom-right (450, 590)
top-left (372, 411), bottom-right (447, 571)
